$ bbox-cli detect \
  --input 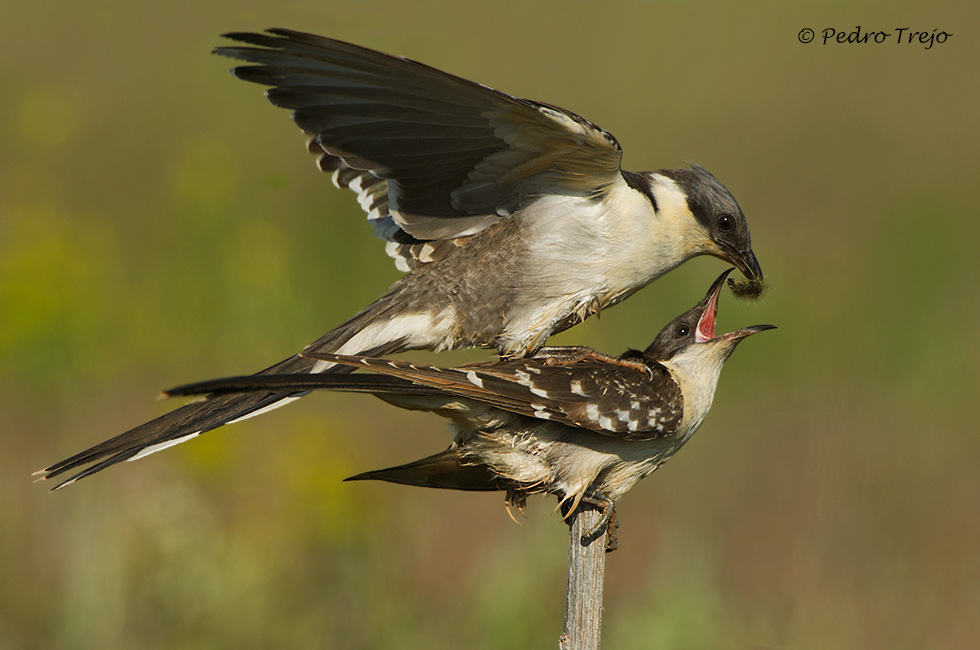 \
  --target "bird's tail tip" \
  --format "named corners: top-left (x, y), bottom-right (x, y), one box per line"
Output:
top-left (31, 468), bottom-right (77, 491)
